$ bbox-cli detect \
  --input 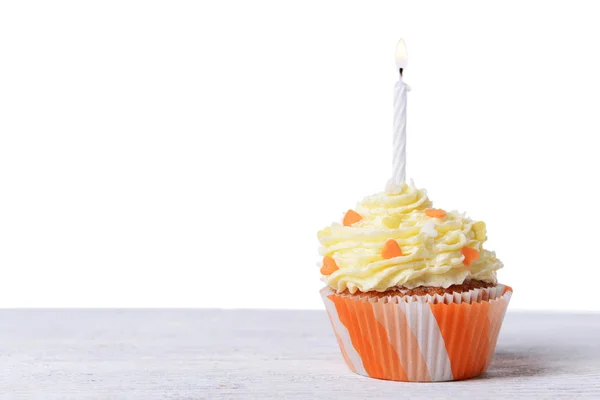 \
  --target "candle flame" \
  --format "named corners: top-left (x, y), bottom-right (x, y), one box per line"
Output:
top-left (395, 39), bottom-right (408, 69)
